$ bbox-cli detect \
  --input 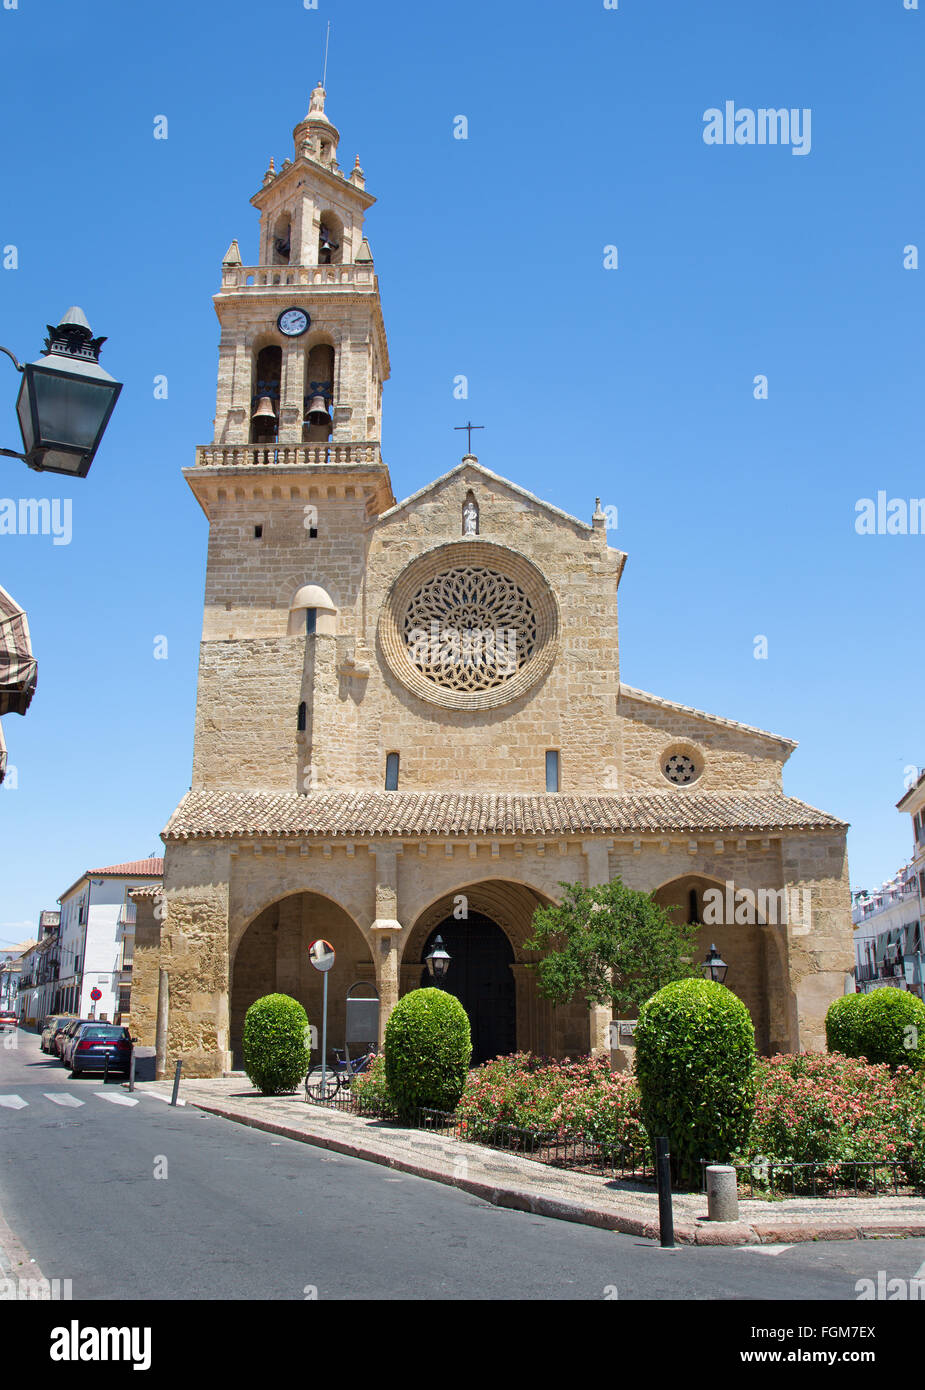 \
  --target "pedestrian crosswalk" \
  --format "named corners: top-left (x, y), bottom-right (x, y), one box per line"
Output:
top-left (1, 1090), bottom-right (145, 1110)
